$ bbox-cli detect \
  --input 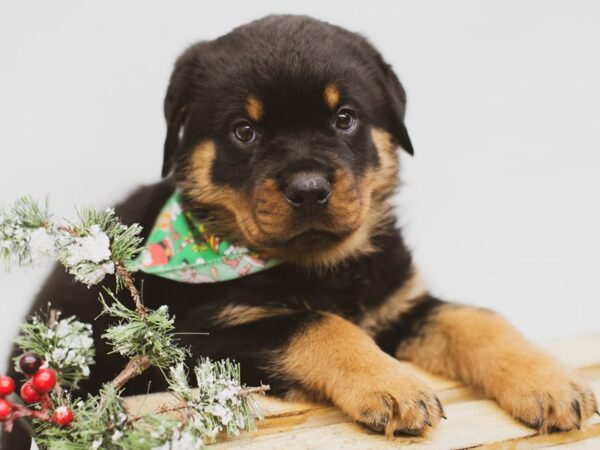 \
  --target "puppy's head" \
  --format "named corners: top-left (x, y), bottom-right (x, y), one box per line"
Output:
top-left (163, 15), bottom-right (413, 269)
